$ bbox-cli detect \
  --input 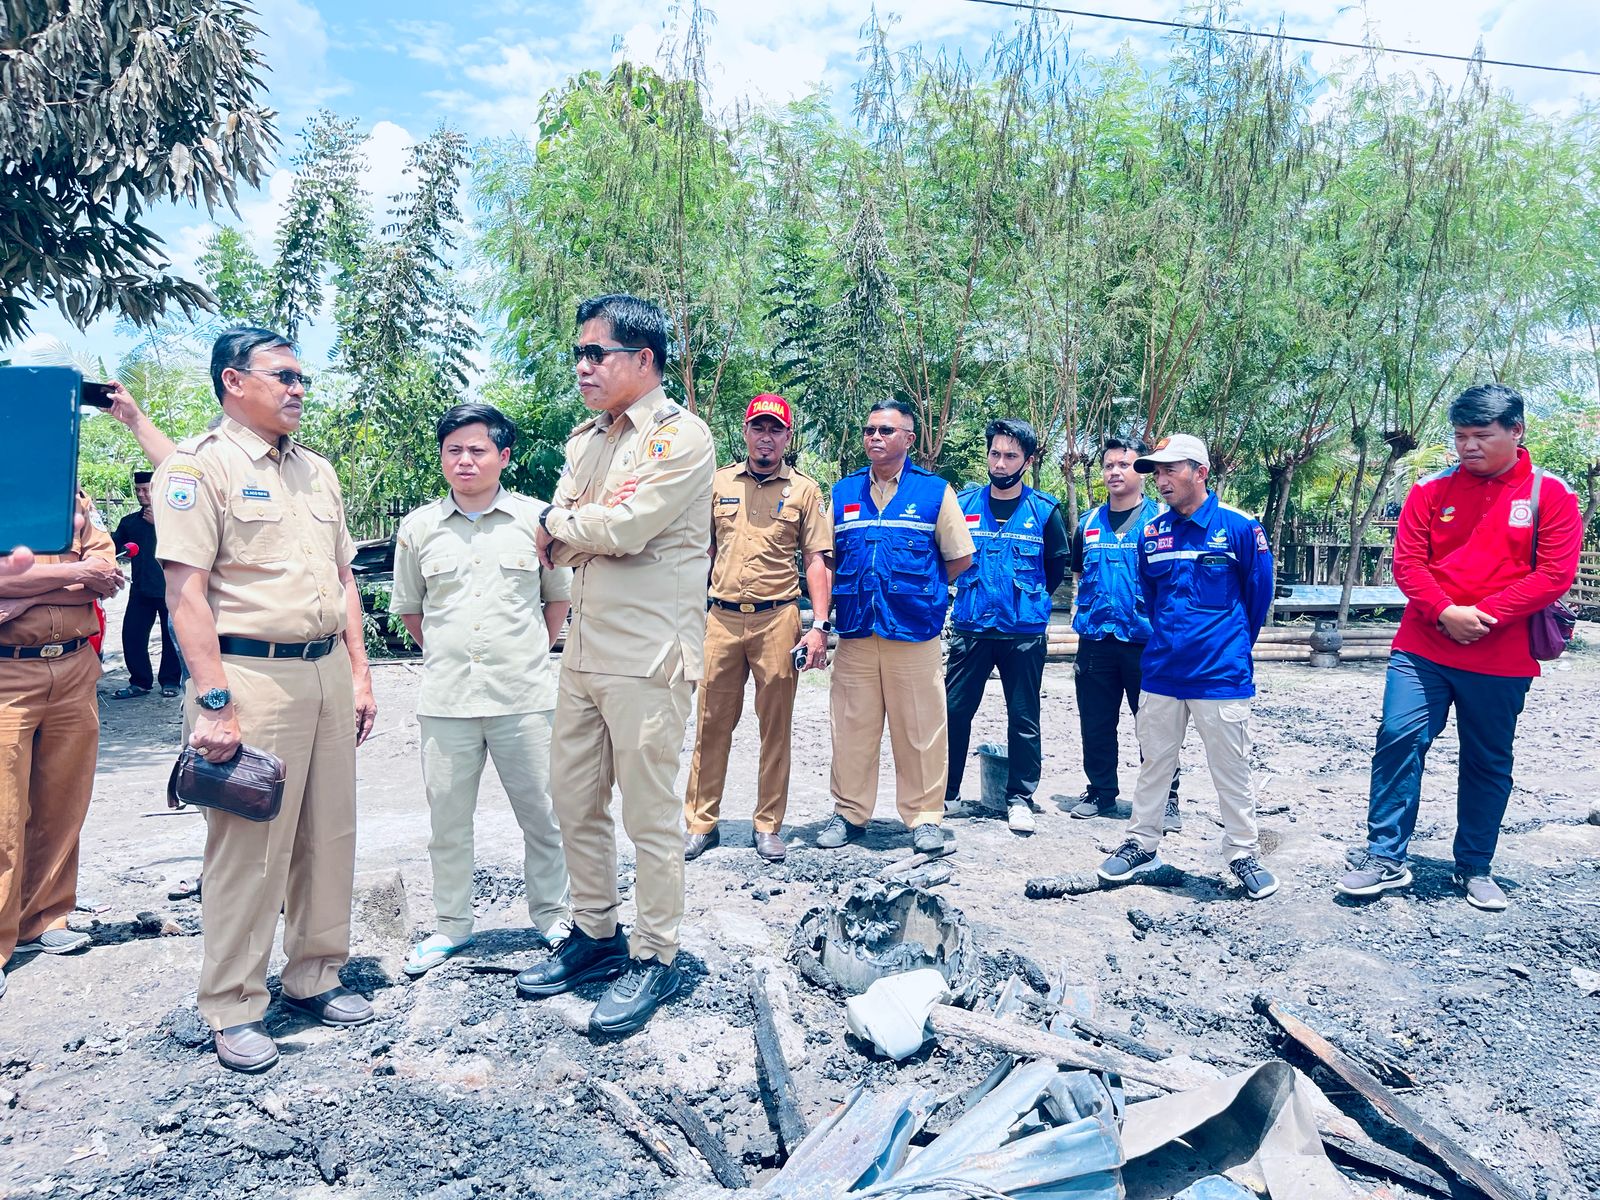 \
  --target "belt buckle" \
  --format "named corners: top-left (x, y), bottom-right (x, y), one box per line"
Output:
top-left (40, 643), bottom-right (65, 659)
top-left (300, 641), bottom-right (317, 660)
top-left (739, 602), bottom-right (756, 613)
